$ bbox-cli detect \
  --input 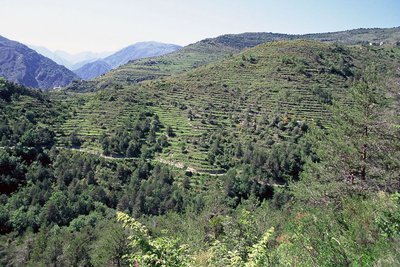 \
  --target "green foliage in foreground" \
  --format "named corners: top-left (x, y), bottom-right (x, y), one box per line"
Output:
top-left (117, 211), bottom-right (189, 267)
top-left (115, 193), bottom-right (399, 267)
